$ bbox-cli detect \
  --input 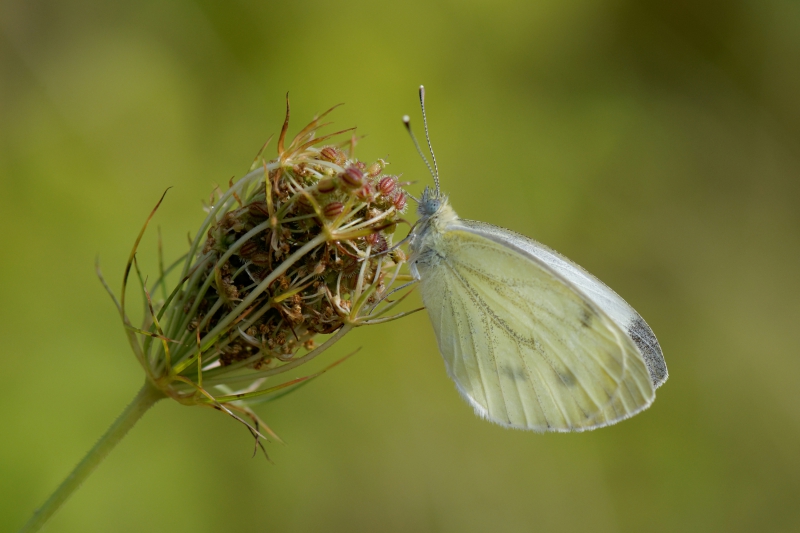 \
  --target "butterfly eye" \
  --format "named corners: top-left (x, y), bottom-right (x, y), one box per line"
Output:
top-left (417, 197), bottom-right (439, 216)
